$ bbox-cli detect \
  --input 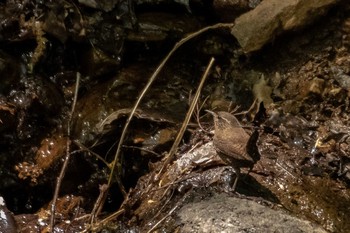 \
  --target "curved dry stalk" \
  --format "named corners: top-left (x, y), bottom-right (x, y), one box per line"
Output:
top-left (50, 72), bottom-right (80, 232)
top-left (149, 59), bottom-right (215, 215)
top-left (101, 22), bottom-right (234, 212)
top-left (155, 57), bottom-right (215, 179)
